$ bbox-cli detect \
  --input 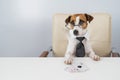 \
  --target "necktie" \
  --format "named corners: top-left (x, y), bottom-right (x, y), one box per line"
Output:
top-left (76, 37), bottom-right (85, 57)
